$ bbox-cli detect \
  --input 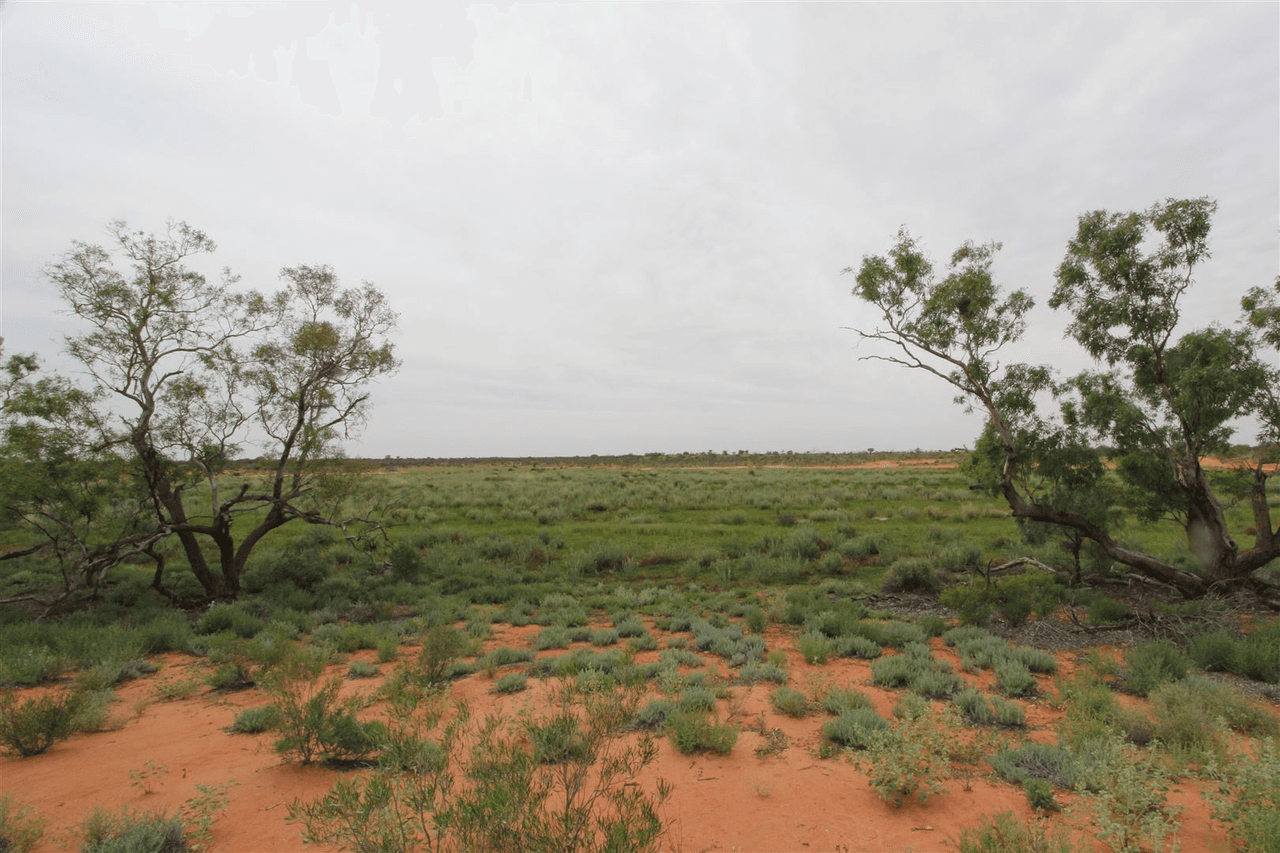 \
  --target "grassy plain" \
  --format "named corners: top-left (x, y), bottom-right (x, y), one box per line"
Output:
top-left (2, 454), bottom-right (1279, 852)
